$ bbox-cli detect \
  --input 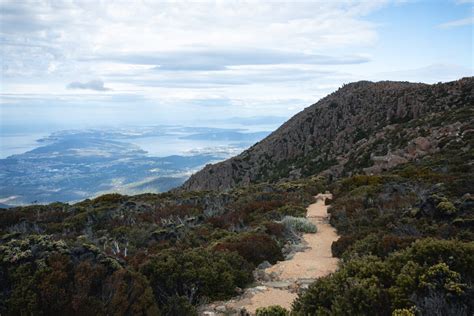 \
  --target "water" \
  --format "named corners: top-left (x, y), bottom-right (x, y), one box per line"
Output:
top-left (0, 133), bottom-right (49, 158)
